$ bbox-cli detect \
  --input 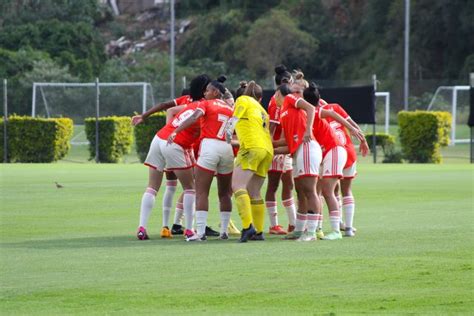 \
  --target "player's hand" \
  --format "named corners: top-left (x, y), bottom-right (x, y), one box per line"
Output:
top-left (167, 132), bottom-right (176, 145)
top-left (360, 140), bottom-right (369, 157)
top-left (350, 128), bottom-right (365, 143)
top-left (131, 115), bottom-right (144, 126)
top-left (303, 131), bottom-right (312, 143)
top-left (225, 130), bottom-right (232, 144)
